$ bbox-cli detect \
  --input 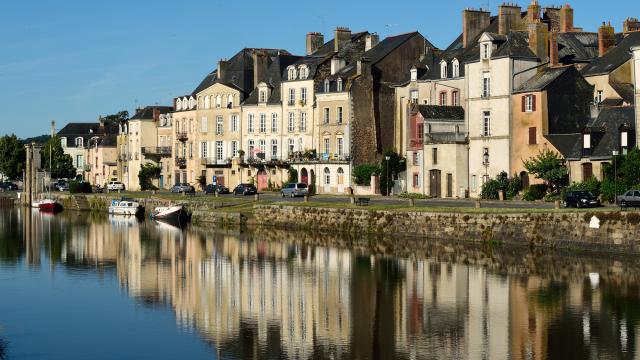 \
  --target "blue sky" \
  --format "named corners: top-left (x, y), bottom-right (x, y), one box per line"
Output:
top-left (1, 0), bottom-right (638, 138)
